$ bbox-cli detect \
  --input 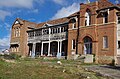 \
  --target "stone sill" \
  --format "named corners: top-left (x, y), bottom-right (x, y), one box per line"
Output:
top-left (101, 48), bottom-right (109, 51)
